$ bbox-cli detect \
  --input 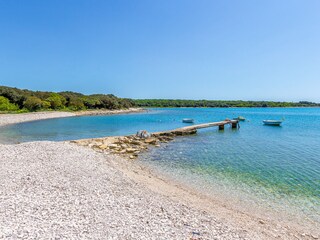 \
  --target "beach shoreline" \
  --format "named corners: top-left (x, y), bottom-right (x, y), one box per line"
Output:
top-left (0, 111), bottom-right (318, 239)
top-left (73, 135), bottom-right (320, 239)
top-left (0, 108), bottom-right (145, 127)
top-left (122, 156), bottom-right (320, 238)
top-left (0, 141), bottom-right (251, 239)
